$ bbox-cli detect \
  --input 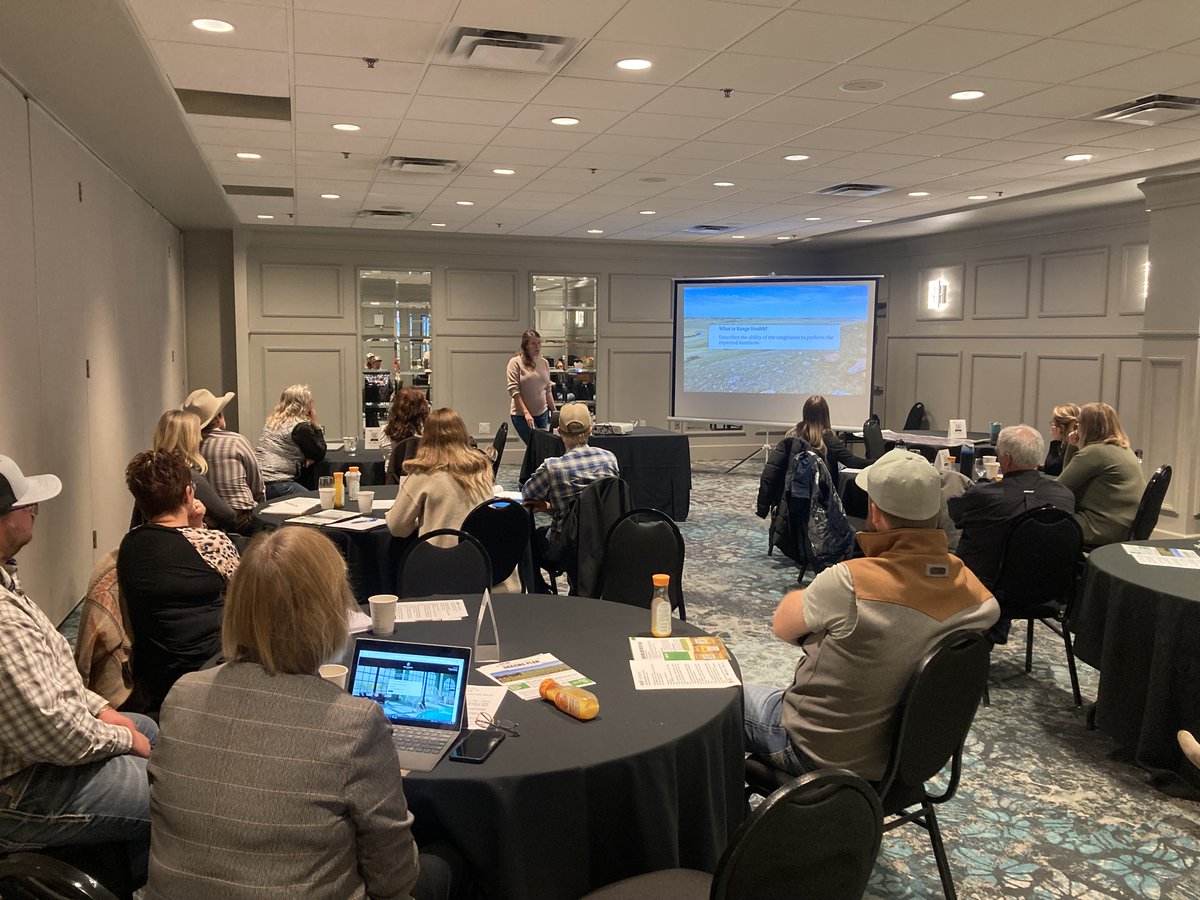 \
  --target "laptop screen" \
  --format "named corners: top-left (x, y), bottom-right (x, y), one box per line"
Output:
top-left (348, 639), bottom-right (470, 731)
